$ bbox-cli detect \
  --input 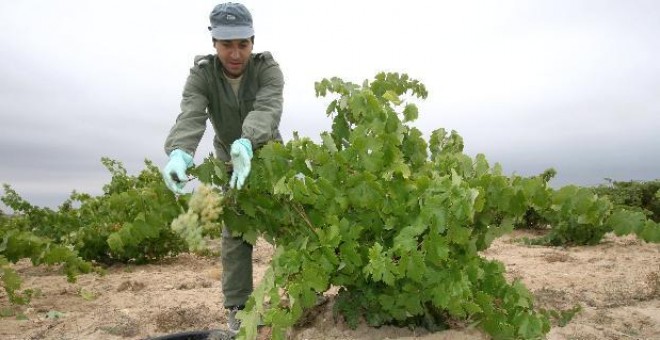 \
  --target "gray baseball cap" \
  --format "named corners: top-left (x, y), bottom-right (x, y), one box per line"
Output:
top-left (208, 3), bottom-right (254, 40)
